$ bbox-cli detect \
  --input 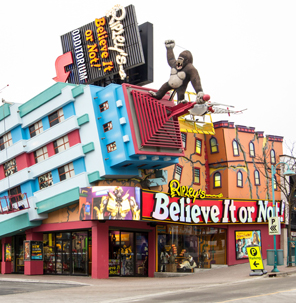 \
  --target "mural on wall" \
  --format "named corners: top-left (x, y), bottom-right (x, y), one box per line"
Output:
top-left (79, 186), bottom-right (141, 220)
